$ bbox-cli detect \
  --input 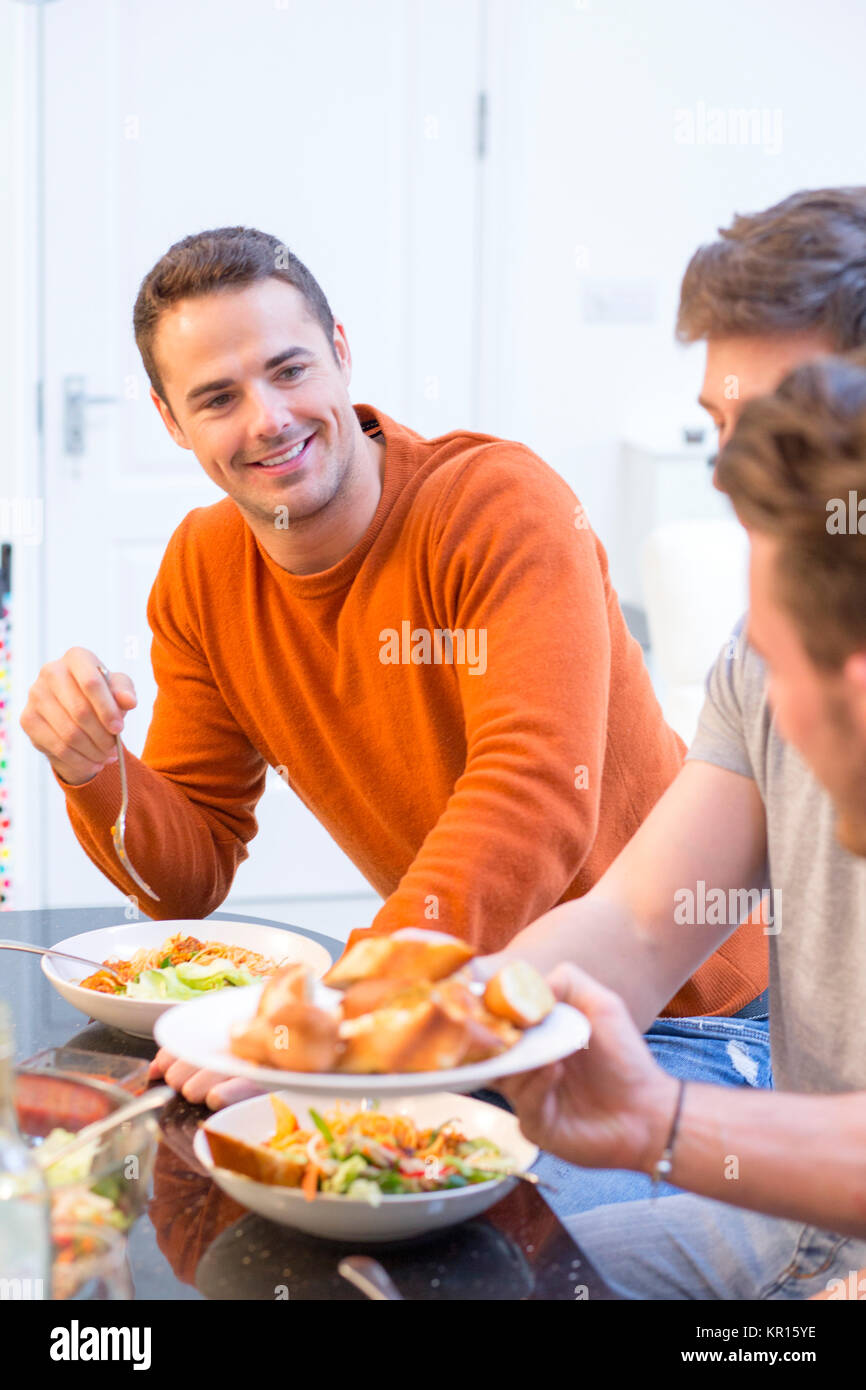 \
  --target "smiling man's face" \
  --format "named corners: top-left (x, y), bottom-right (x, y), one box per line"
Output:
top-left (698, 331), bottom-right (837, 449)
top-left (150, 277), bottom-right (364, 532)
